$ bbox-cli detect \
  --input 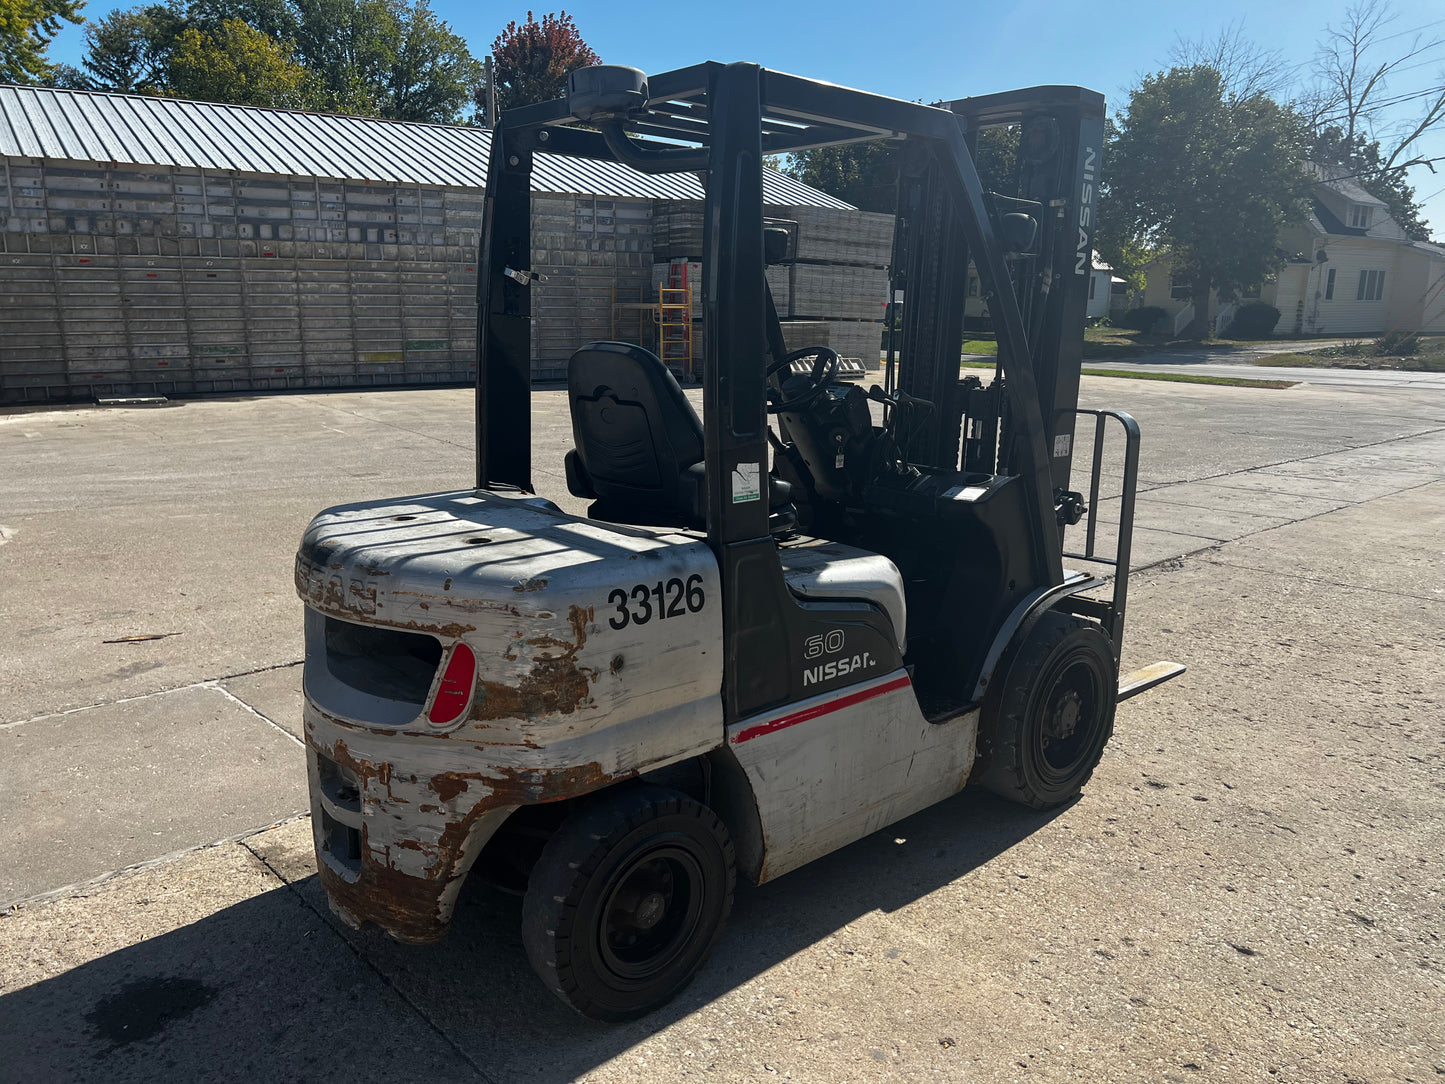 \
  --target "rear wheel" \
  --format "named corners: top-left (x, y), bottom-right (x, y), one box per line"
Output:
top-left (521, 783), bottom-right (735, 1021)
top-left (979, 612), bottom-right (1117, 809)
